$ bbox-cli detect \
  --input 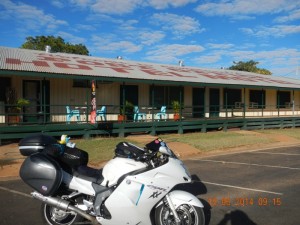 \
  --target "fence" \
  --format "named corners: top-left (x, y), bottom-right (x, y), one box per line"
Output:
top-left (1, 103), bottom-right (300, 125)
